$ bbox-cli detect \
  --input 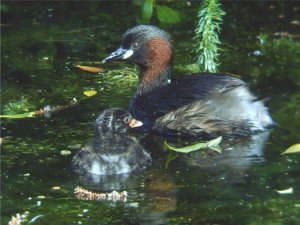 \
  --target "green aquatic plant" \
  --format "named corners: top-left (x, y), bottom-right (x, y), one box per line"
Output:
top-left (254, 34), bottom-right (300, 86)
top-left (0, 98), bottom-right (81, 119)
top-left (0, 3), bottom-right (9, 12)
top-left (100, 66), bottom-right (138, 87)
top-left (140, 0), bottom-right (154, 22)
top-left (135, 0), bottom-right (181, 24)
top-left (2, 96), bottom-right (35, 115)
top-left (194, 0), bottom-right (225, 72)
top-left (74, 62), bottom-right (138, 87)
